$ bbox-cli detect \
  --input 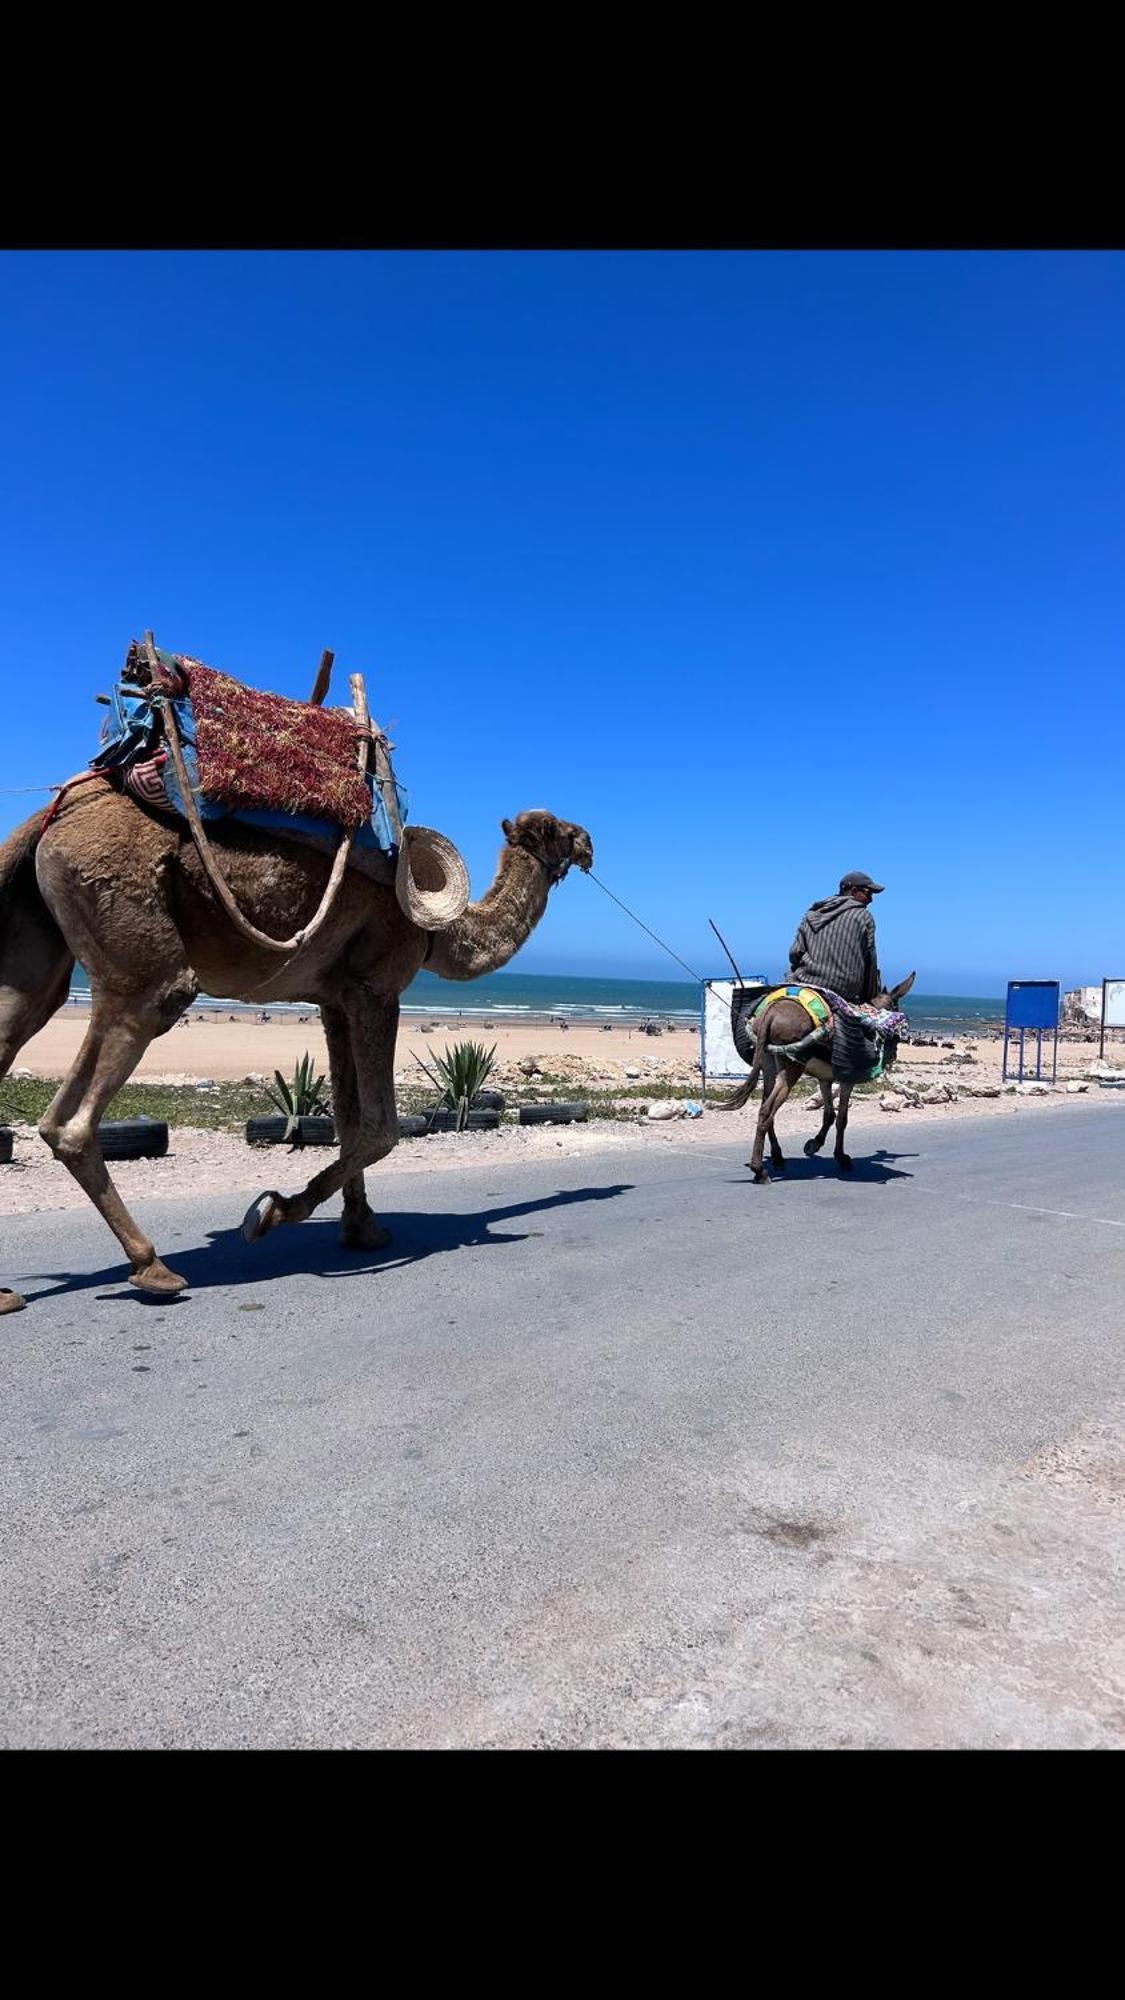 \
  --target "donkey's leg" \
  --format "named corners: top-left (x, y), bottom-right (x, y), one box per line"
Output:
top-left (243, 989), bottom-right (400, 1244)
top-left (766, 1056), bottom-right (796, 1171)
top-left (746, 1050), bottom-right (776, 1180)
top-left (38, 973), bottom-right (198, 1292)
top-left (319, 998), bottom-right (389, 1251)
top-left (833, 1082), bottom-right (855, 1171)
top-left (804, 1077), bottom-right (836, 1157)
top-left (748, 1063), bottom-right (796, 1185)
